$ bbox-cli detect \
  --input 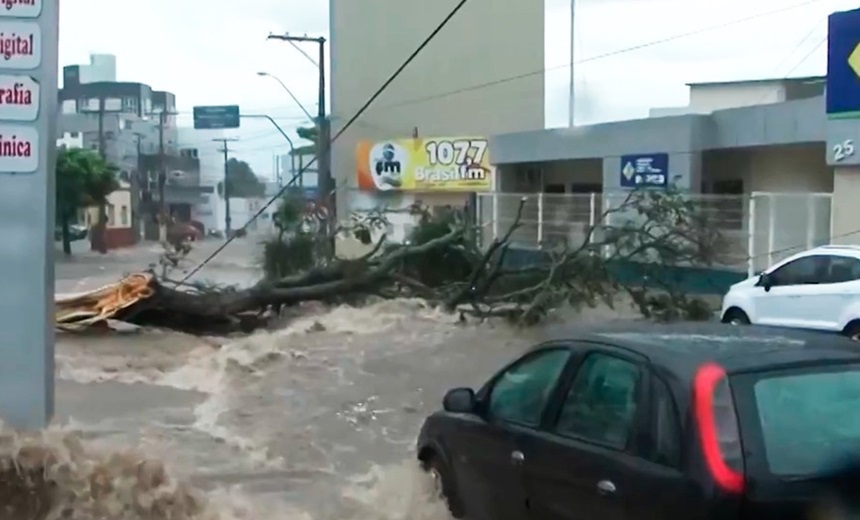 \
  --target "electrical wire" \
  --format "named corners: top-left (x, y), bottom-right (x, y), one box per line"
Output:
top-left (780, 36), bottom-right (827, 77)
top-left (374, 0), bottom-right (827, 113)
top-left (177, 0), bottom-right (474, 283)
